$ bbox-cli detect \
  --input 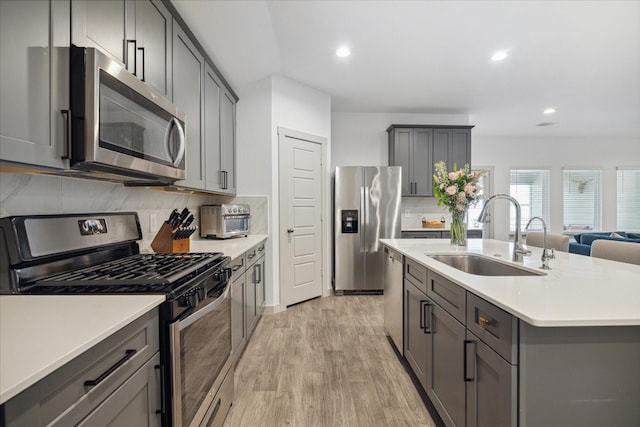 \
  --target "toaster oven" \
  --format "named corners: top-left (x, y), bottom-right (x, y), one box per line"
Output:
top-left (200, 204), bottom-right (250, 239)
